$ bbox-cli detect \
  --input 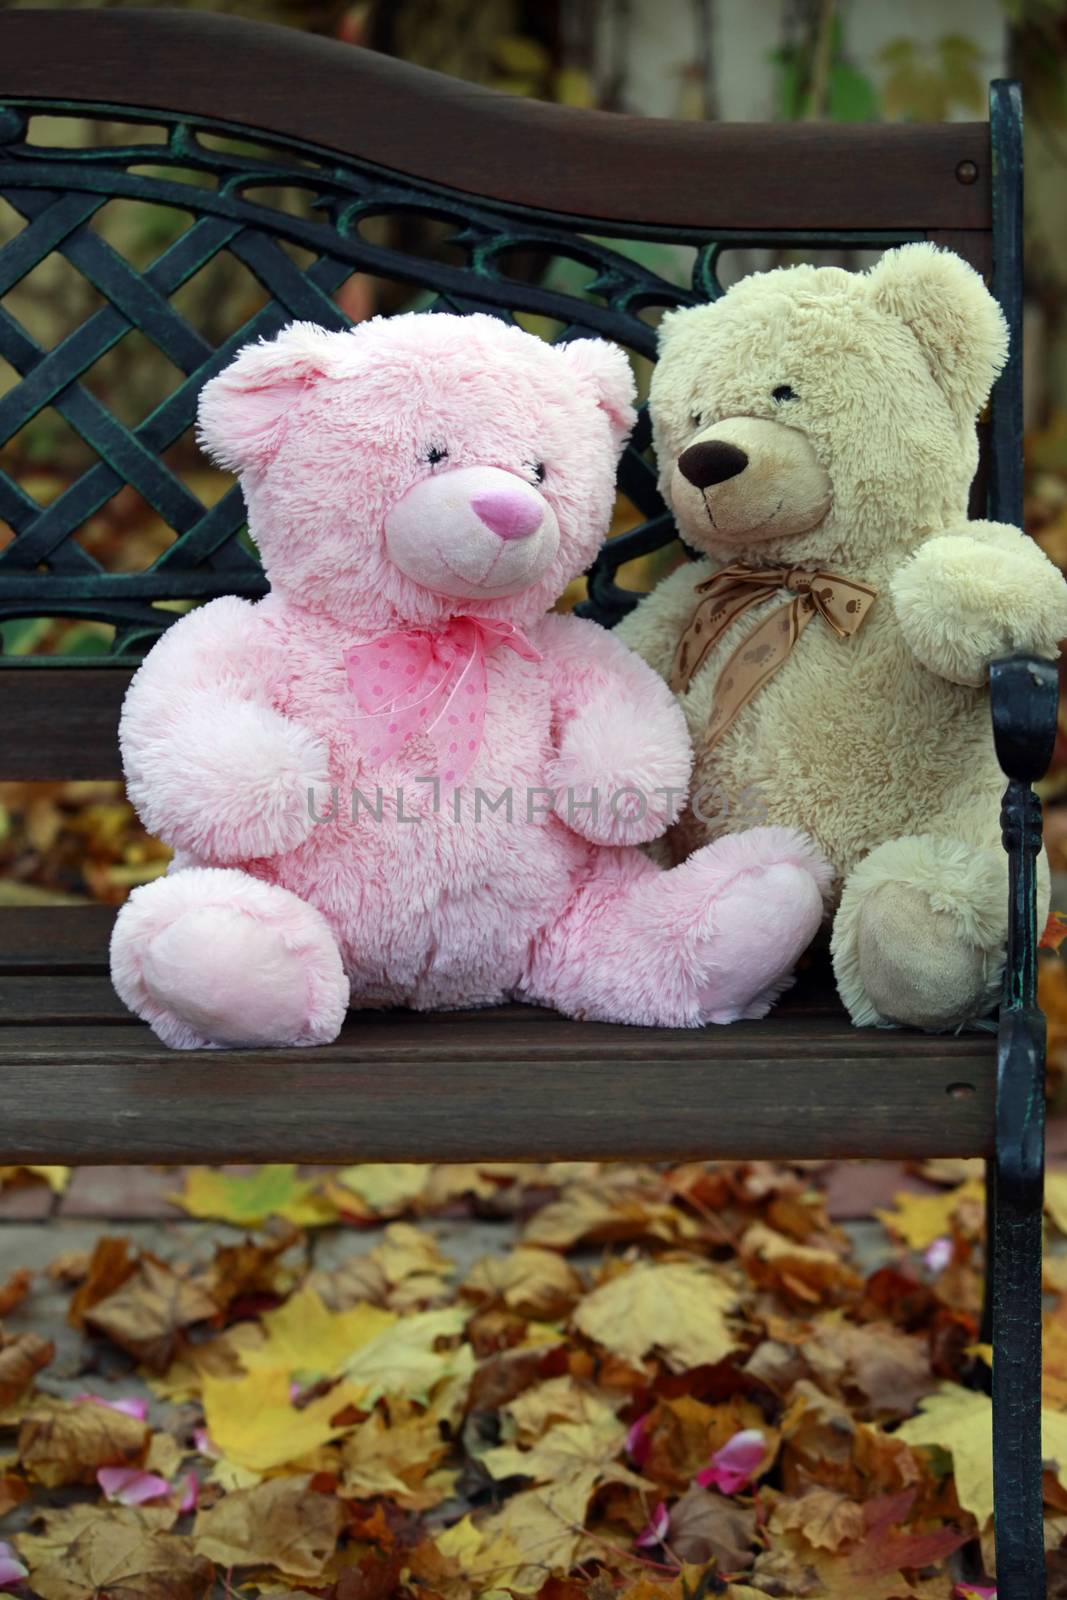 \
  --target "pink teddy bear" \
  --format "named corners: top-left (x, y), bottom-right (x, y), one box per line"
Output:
top-left (110, 313), bottom-right (830, 1048)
